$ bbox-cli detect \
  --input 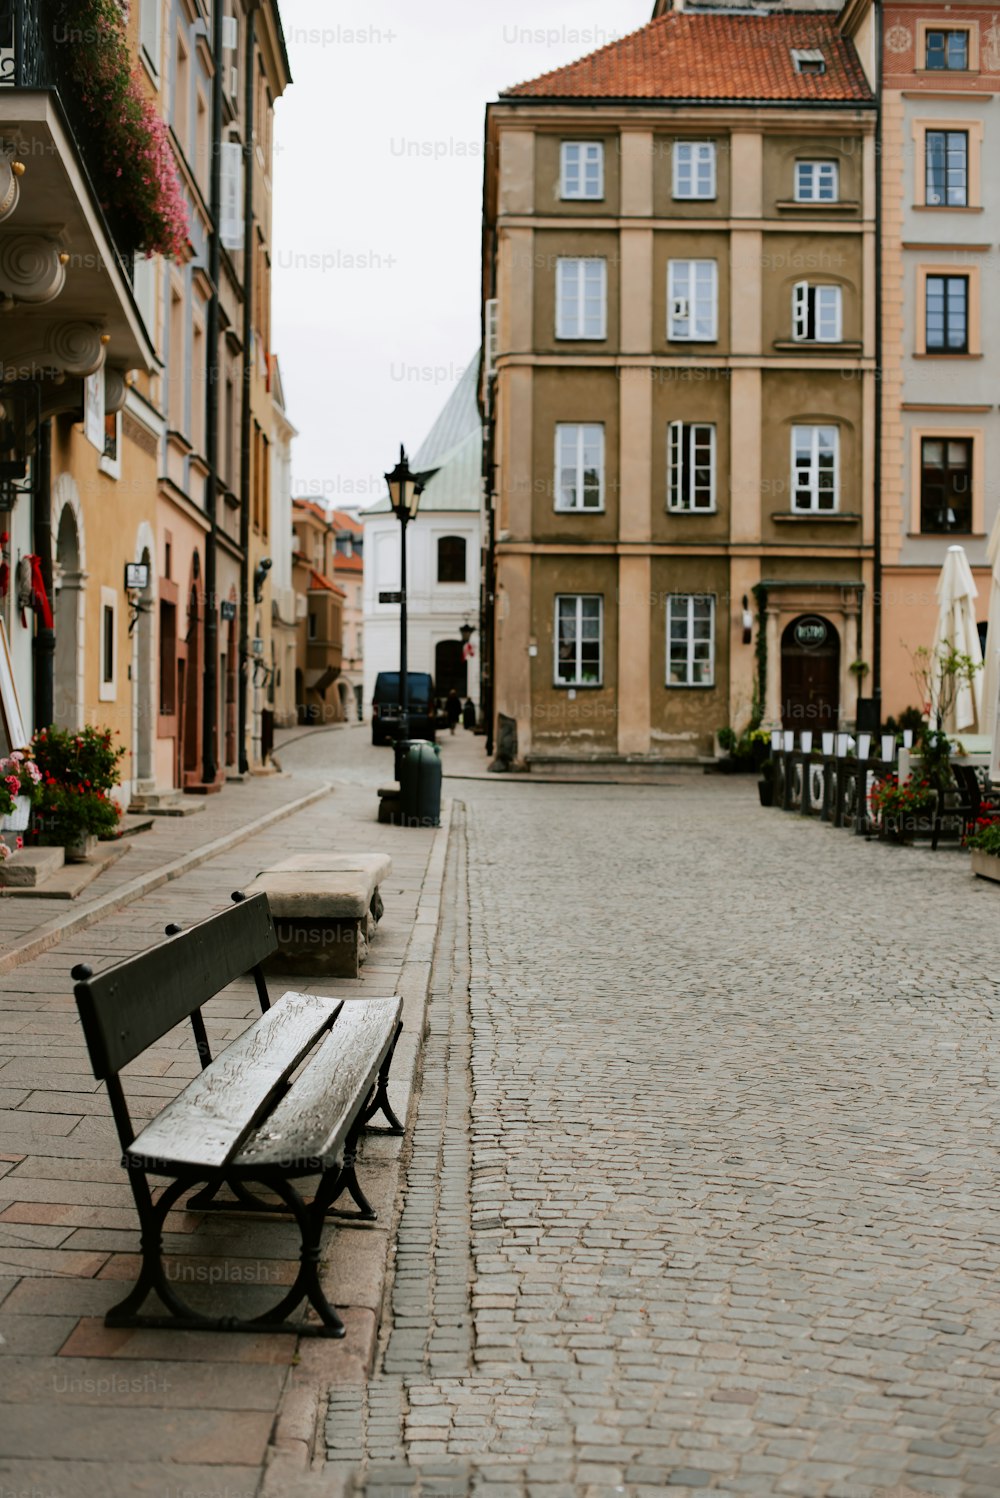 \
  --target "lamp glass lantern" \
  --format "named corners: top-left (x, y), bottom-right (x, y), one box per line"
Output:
top-left (881, 734), bottom-right (895, 763)
top-left (800, 731), bottom-right (813, 755)
top-left (822, 732), bottom-right (834, 756)
top-left (385, 446), bottom-right (424, 522)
